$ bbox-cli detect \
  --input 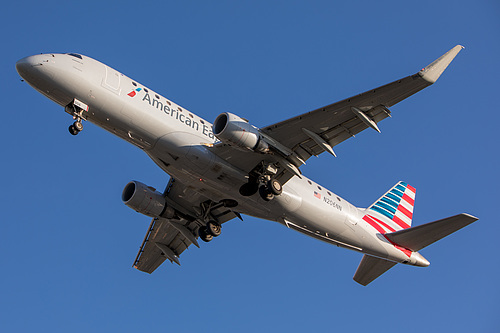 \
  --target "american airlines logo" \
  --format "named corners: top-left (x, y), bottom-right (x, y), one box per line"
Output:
top-left (127, 87), bottom-right (142, 97)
